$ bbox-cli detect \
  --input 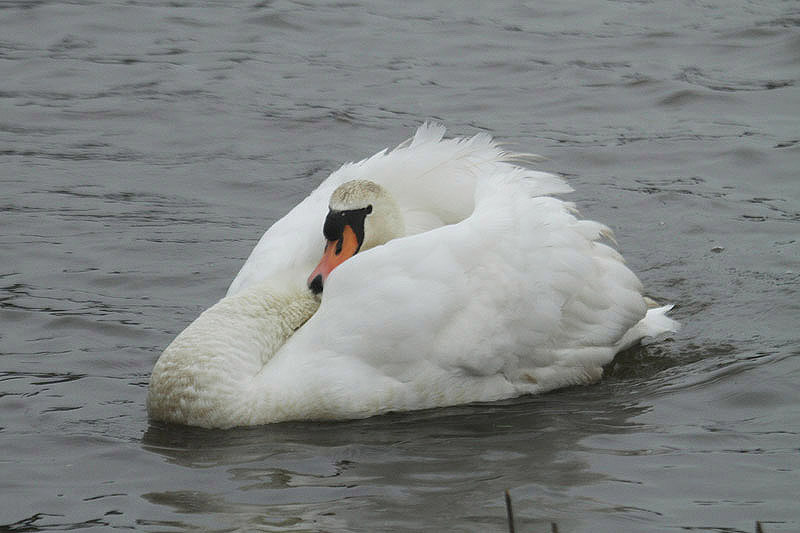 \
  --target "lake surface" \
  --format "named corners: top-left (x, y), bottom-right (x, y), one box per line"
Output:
top-left (1, 1), bottom-right (798, 531)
